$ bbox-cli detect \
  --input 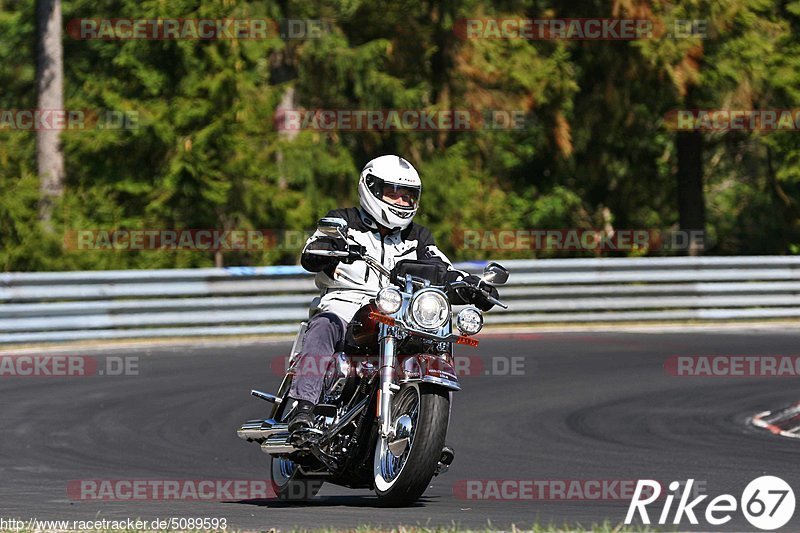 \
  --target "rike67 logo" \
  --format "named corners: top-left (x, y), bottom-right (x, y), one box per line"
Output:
top-left (625, 476), bottom-right (795, 530)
